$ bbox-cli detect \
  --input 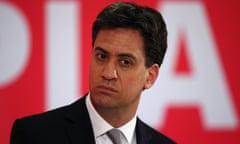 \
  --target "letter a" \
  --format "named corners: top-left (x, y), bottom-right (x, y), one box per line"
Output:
top-left (139, 1), bottom-right (238, 130)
